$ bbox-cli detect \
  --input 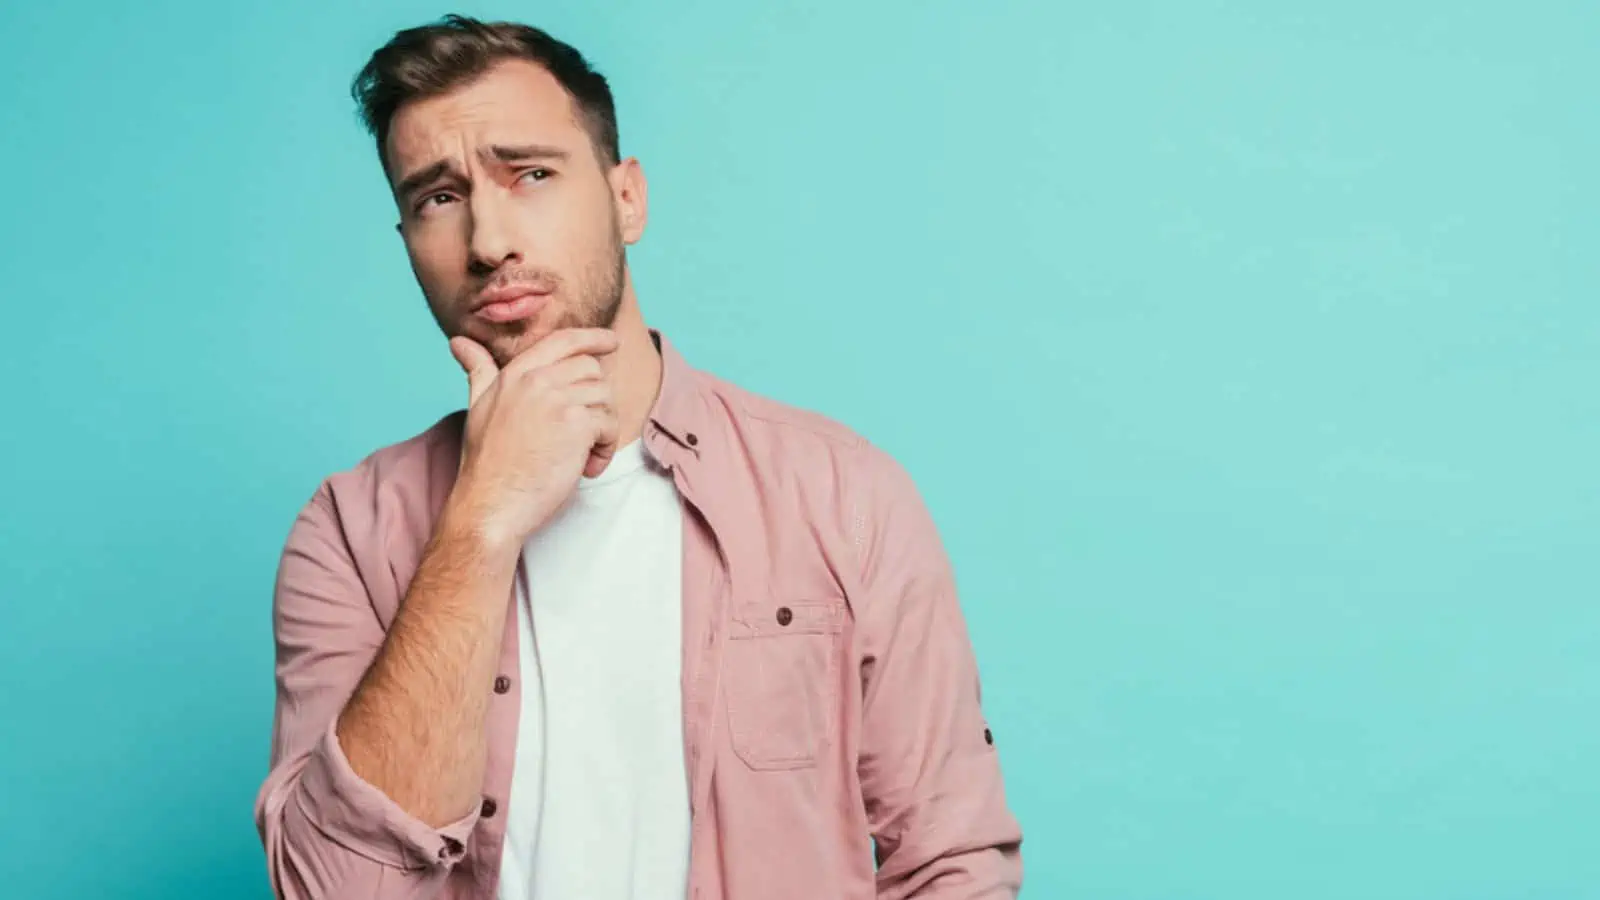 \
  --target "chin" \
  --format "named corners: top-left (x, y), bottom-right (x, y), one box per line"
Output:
top-left (490, 328), bottom-right (550, 366)
top-left (487, 336), bottom-right (528, 368)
